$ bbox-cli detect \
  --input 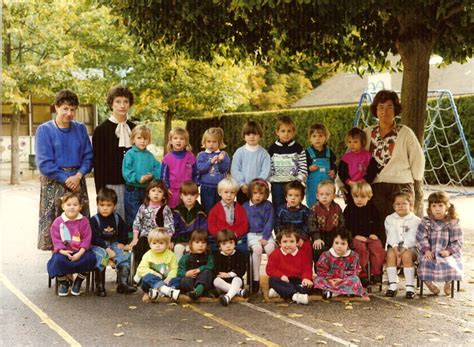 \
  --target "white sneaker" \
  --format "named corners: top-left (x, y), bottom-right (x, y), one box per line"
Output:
top-left (268, 288), bottom-right (280, 298)
top-left (133, 274), bottom-right (141, 284)
top-left (148, 288), bottom-right (159, 300)
top-left (292, 293), bottom-right (309, 305)
top-left (170, 289), bottom-right (180, 301)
